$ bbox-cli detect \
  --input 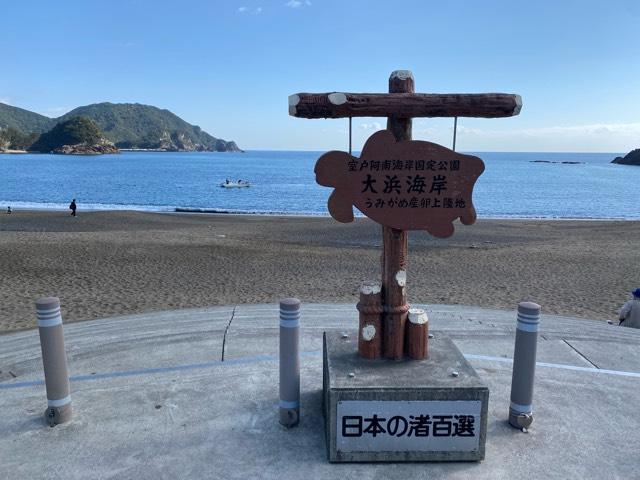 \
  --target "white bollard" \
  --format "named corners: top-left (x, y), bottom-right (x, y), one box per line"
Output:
top-left (36, 297), bottom-right (72, 426)
top-left (279, 298), bottom-right (300, 428)
top-left (509, 301), bottom-right (540, 430)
